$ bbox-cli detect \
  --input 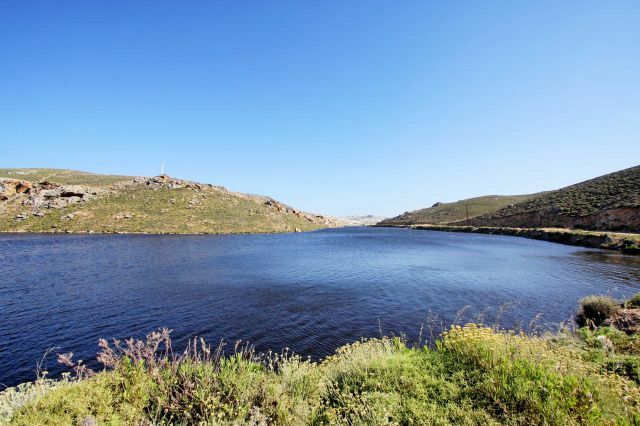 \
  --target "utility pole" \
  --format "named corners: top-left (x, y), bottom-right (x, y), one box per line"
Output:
top-left (465, 204), bottom-right (469, 221)
top-left (160, 162), bottom-right (165, 176)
